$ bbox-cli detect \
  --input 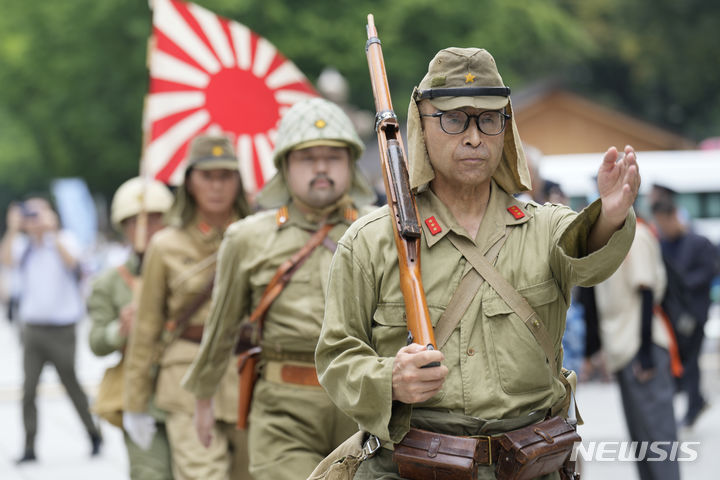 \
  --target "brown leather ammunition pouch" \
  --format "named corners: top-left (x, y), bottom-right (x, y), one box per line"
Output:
top-left (393, 416), bottom-right (580, 480)
top-left (393, 428), bottom-right (493, 480)
top-left (495, 416), bottom-right (580, 480)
